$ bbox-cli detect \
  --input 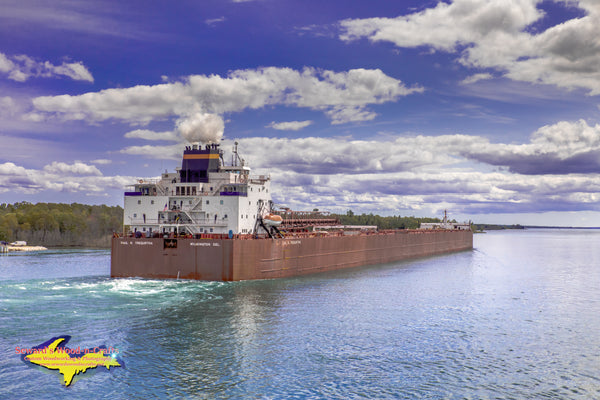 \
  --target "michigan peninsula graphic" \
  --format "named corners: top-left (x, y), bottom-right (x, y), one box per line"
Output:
top-left (21, 335), bottom-right (121, 386)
